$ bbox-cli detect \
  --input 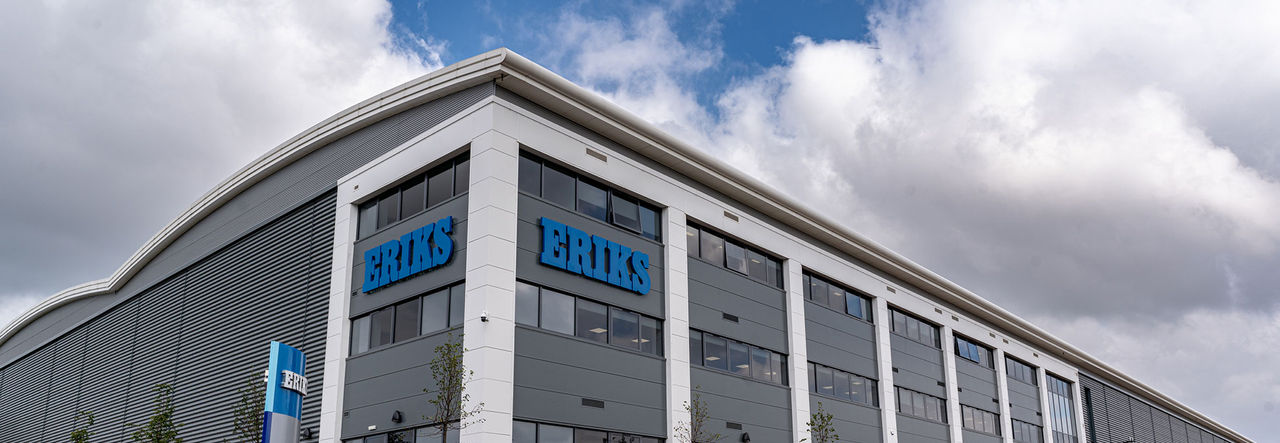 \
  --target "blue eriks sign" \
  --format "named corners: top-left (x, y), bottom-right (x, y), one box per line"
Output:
top-left (262, 341), bottom-right (305, 443)
top-left (539, 217), bottom-right (651, 294)
top-left (361, 216), bottom-right (454, 293)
